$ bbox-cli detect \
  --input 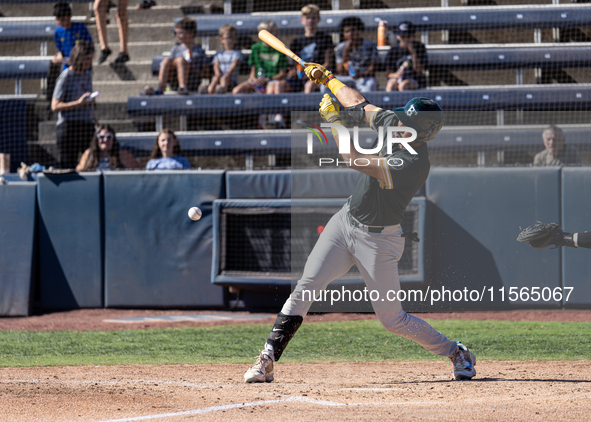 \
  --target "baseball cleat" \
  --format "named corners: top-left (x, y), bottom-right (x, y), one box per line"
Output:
top-left (450, 341), bottom-right (476, 380)
top-left (244, 351), bottom-right (274, 383)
